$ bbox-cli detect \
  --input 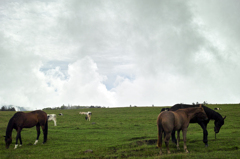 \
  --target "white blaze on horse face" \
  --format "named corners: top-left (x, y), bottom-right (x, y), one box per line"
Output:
top-left (34, 140), bottom-right (38, 145)
top-left (14, 144), bottom-right (18, 149)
